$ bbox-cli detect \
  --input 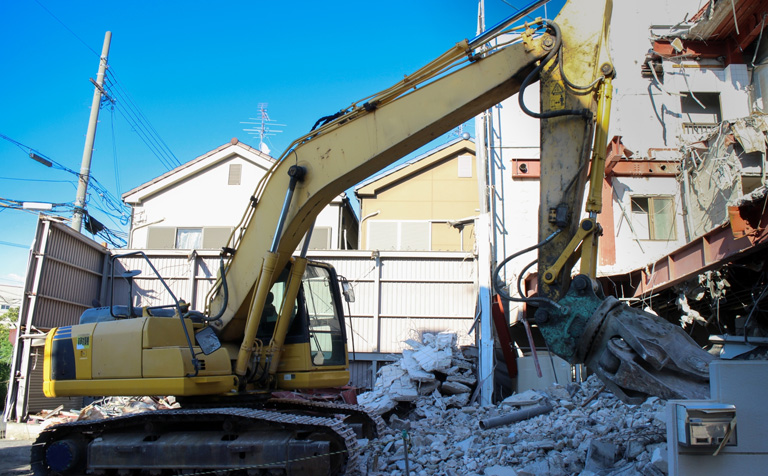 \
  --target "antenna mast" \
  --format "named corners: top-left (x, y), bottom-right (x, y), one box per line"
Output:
top-left (241, 103), bottom-right (285, 155)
